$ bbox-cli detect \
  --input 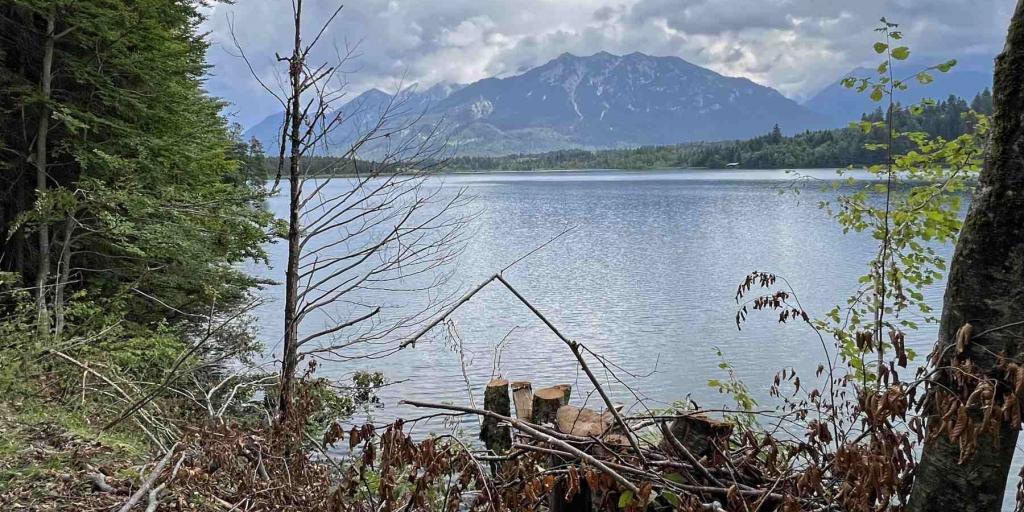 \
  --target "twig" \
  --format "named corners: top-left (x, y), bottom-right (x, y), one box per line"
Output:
top-left (399, 274), bottom-right (499, 349)
top-left (494, 274), bottom-right (649, 467)
top-left (401, 399), bottom-right (639, 493)
top-left (660, 421), bottom-right (725, 487)
top-left (118, 443), bottom-right (179, 512)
